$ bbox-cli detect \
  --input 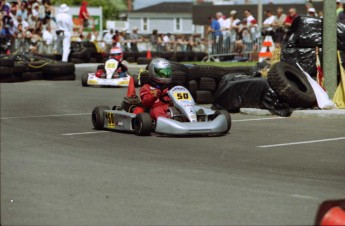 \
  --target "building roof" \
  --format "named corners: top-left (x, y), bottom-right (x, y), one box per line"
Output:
top-left (133, 2), bottom-right (193, 13)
